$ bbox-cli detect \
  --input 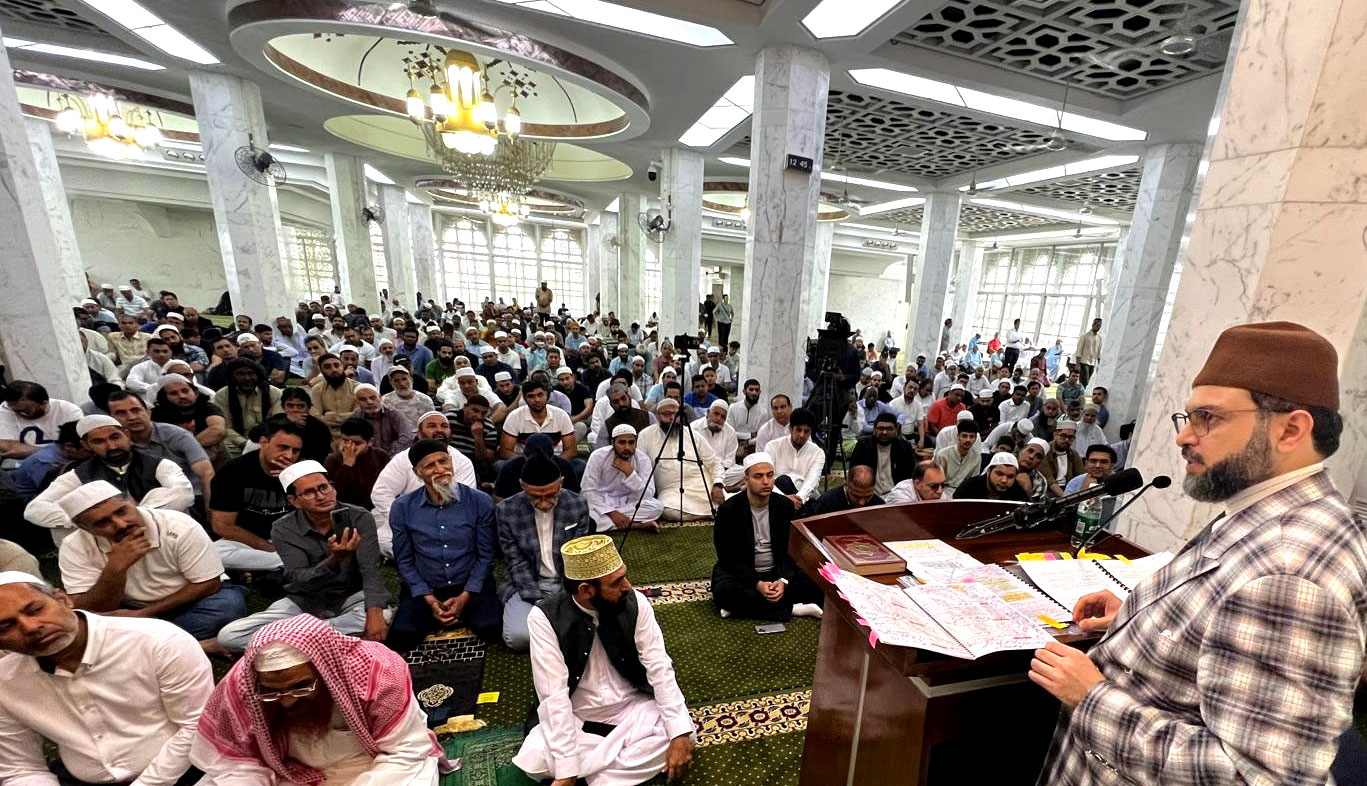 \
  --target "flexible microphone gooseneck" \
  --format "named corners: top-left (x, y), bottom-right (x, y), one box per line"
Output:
top-left (1074, 474), bottom-right (1172, 553)
top-left (956, 467), bottom-right (1145, 540)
